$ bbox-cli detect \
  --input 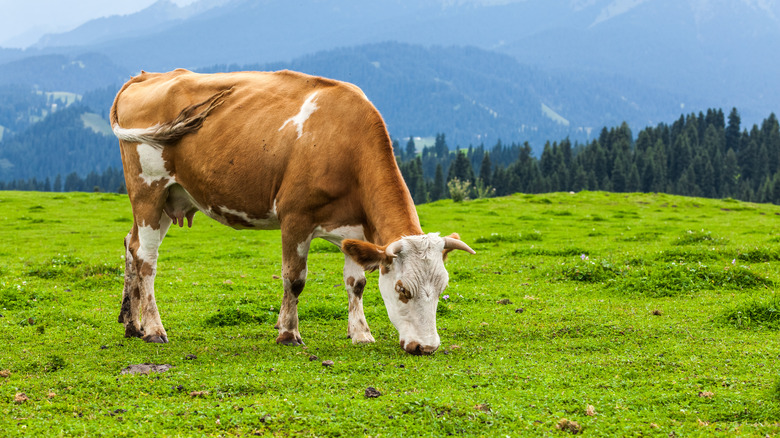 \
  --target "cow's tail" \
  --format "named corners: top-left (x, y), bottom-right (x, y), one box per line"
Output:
top-left (112, 87), bottom-right (233, 149)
